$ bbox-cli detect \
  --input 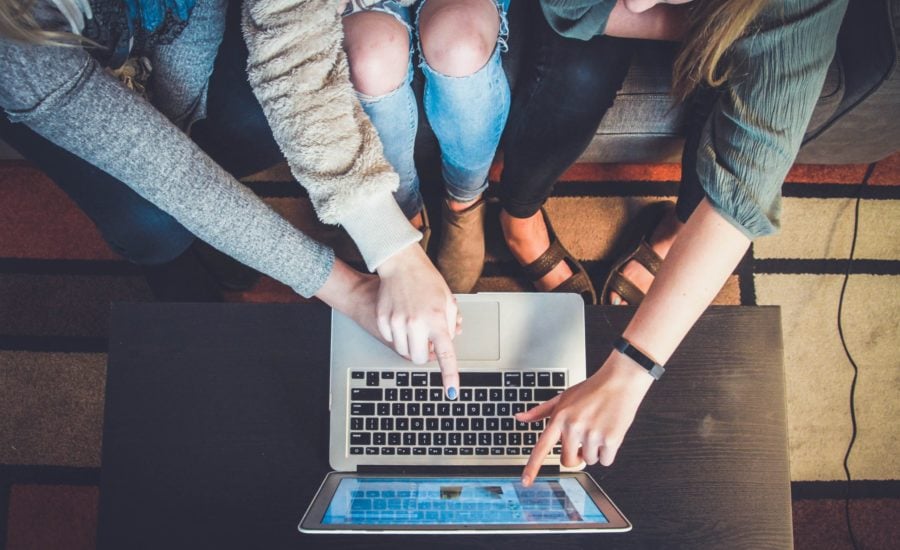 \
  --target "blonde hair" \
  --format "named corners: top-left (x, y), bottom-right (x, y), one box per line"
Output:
top-left (672, 0), bottom-right (770, 102)
top-left (0, 0), bottom-right (85, 45)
